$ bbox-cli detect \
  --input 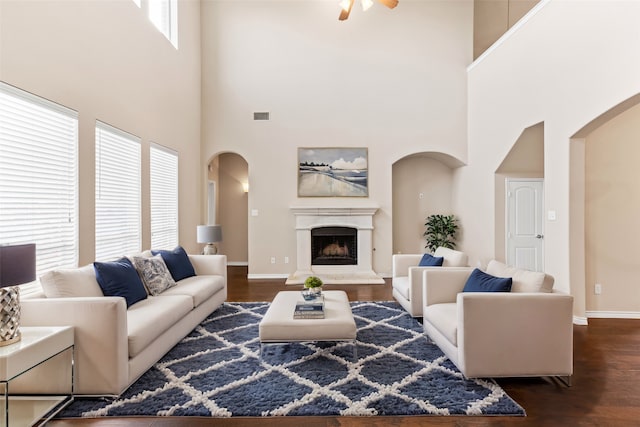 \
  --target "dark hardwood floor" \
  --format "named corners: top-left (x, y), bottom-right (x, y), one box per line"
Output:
top-left (47, 266), bottom-right (640, 426)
